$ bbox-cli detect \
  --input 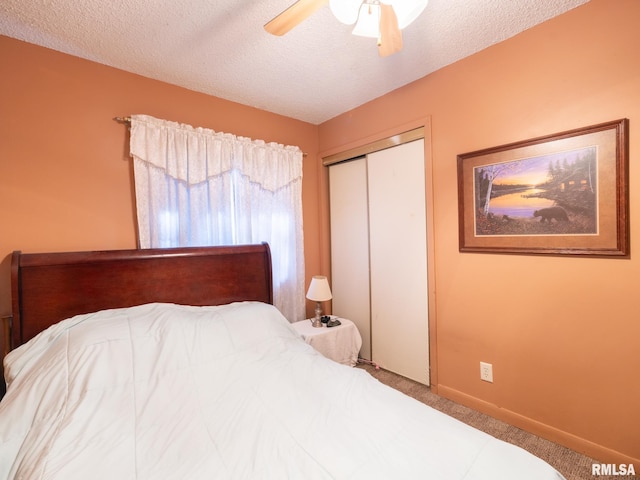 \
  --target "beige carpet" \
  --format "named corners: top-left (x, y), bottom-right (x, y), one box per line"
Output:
top-left (357, 363), bottom-right (617, 480)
